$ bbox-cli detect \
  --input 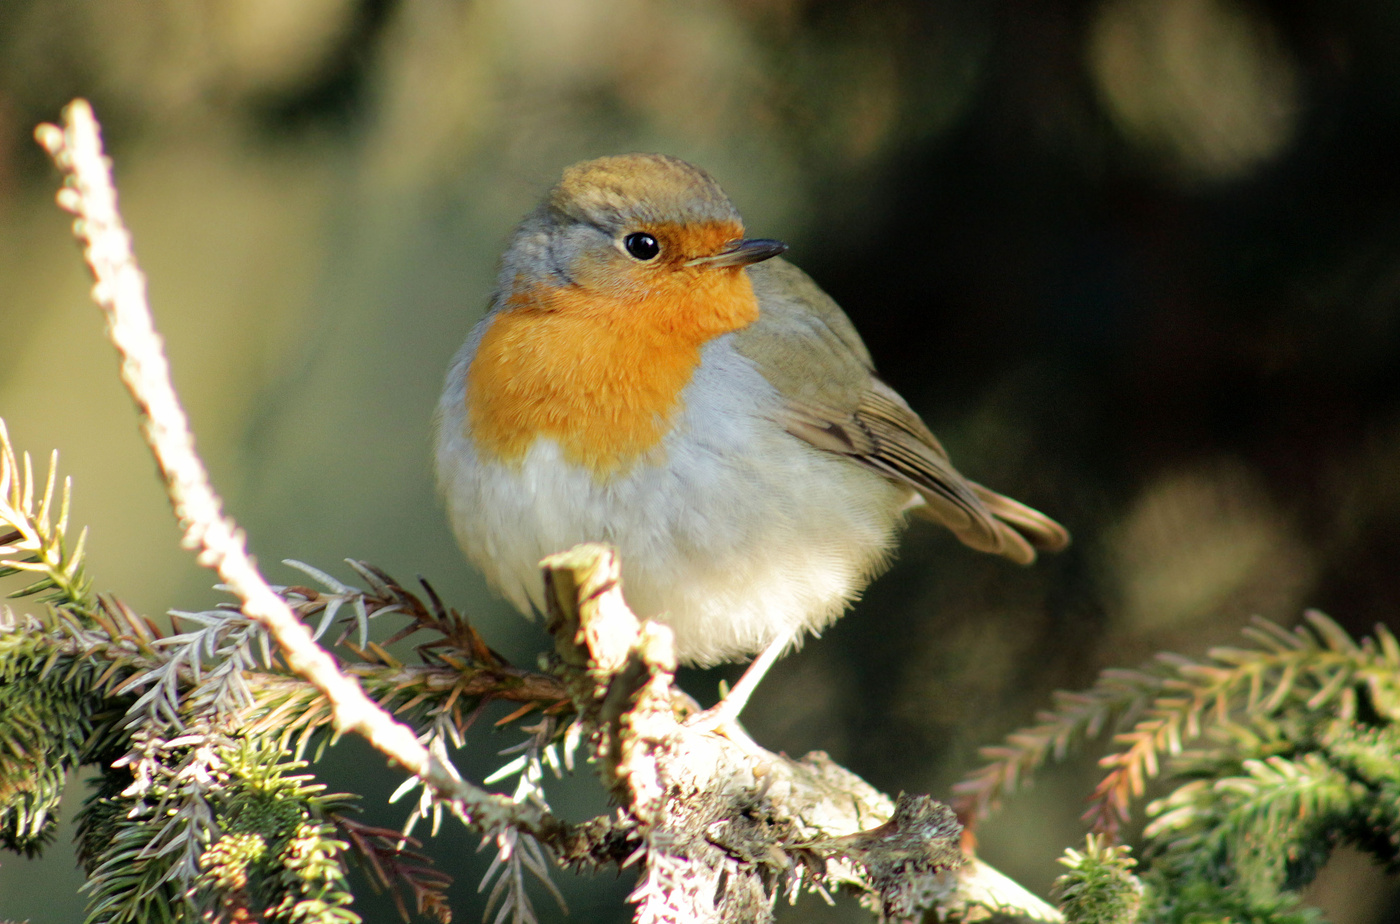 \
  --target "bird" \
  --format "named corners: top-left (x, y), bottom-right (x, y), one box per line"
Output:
top-left (435, 153), bottom-right (1068, 722)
